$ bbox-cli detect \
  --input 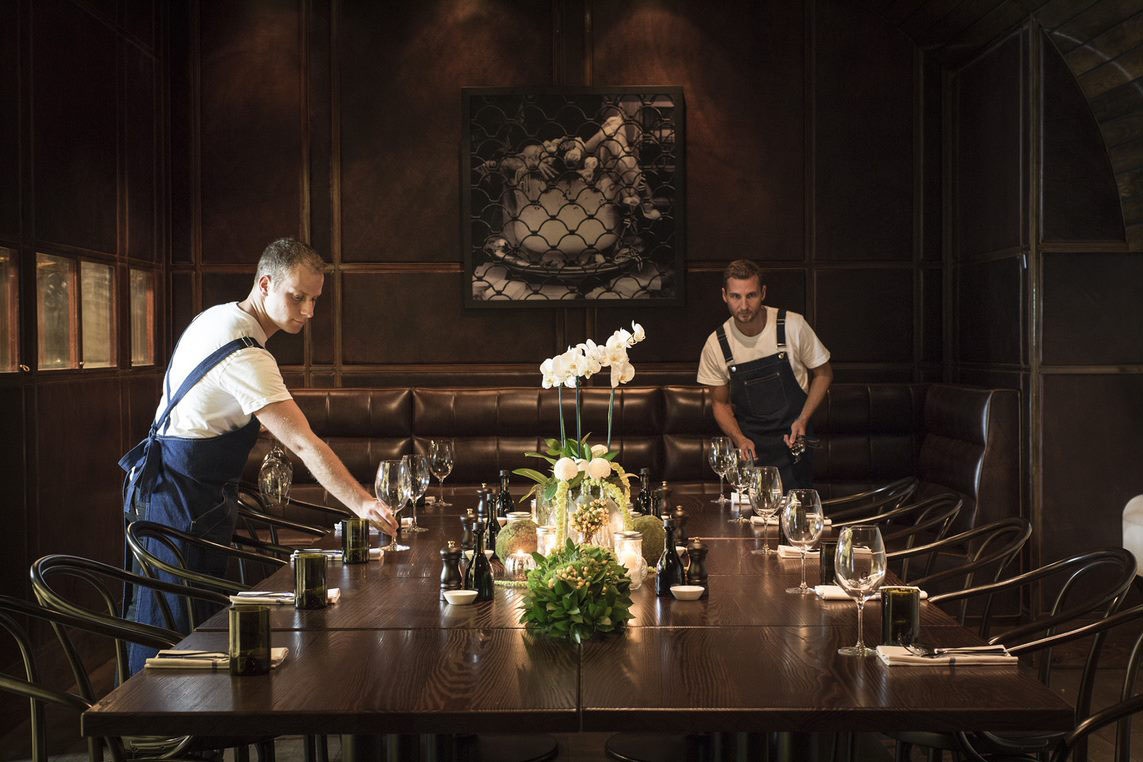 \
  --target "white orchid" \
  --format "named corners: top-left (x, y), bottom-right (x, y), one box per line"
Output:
top-left (553, 457), bottom-right (579, 481)
top-left (540, 354), bottom-right (570, 389)
top-left (573, 340), bottom-right (603, 379)
top-left (629, 321), bottom-right (645, 345)
top-left (585, 457), bottom-right (612, 479)
top-left (609, 359), bottom-right (635, 388)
